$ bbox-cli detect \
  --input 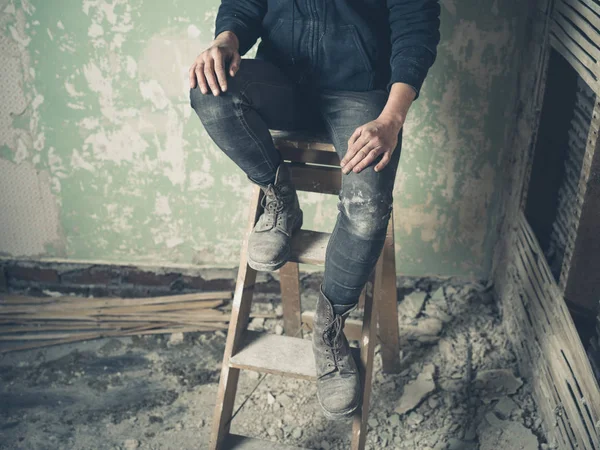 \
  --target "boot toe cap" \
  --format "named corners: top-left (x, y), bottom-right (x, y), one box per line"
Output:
top-left (316, 374), bottom-right (360, 419)
top-left (248, 236), bottom-right (290, 264)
